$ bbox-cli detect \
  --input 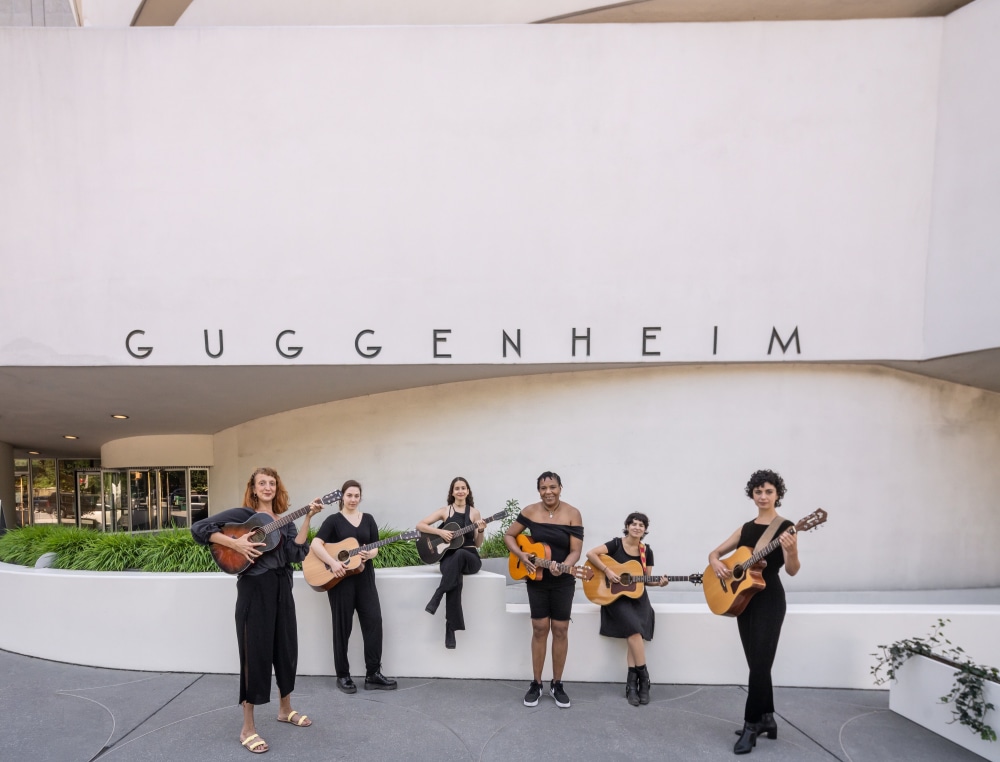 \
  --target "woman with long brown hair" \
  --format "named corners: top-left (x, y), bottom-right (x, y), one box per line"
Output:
top-left (191, 467), bottom-right (323, 755)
